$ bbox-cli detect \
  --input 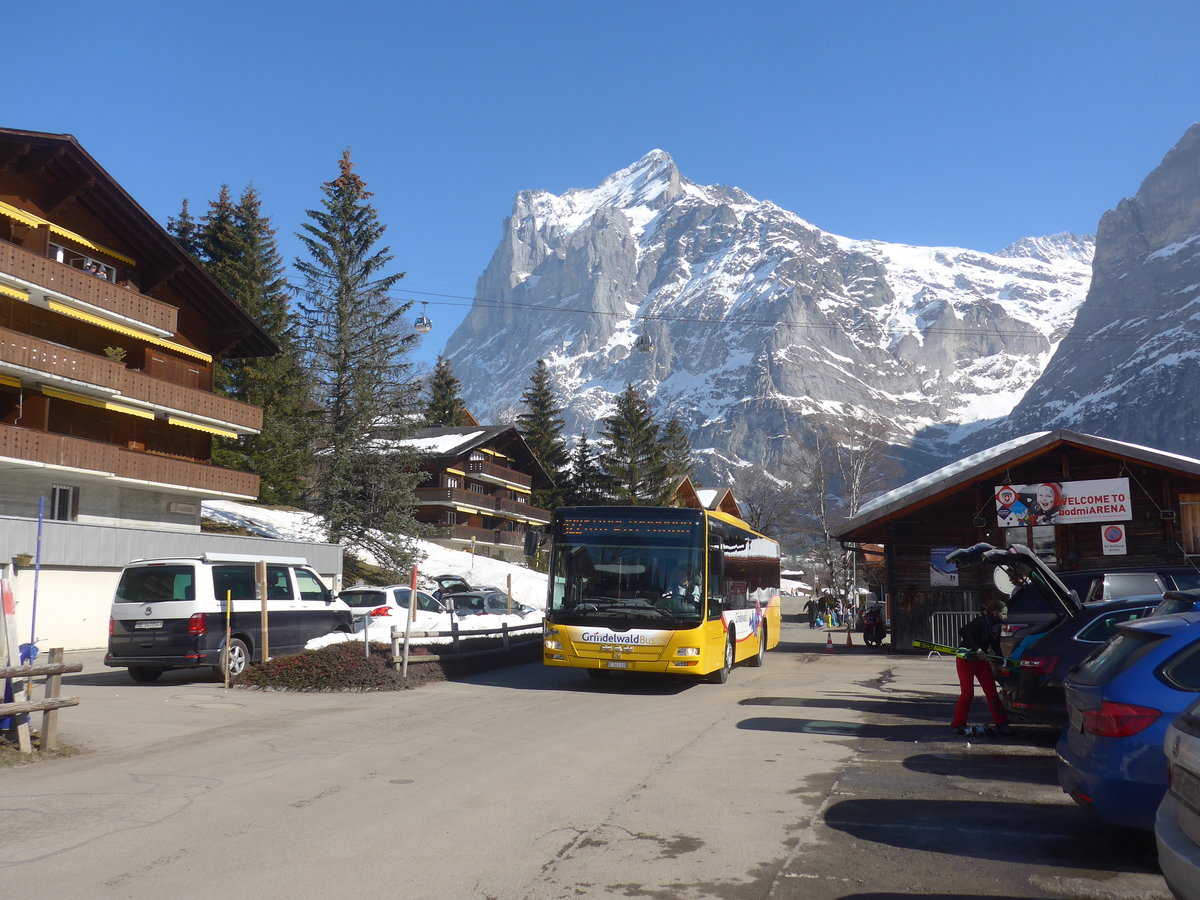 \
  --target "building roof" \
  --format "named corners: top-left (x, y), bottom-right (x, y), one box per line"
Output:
top-left (0, 128), bottom-right (276, 358)
top-left (403, 425), bottom-right (555, 490)
top-left (837, 429), bottom-right (1200, 541)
